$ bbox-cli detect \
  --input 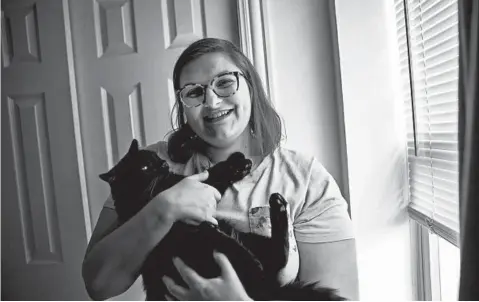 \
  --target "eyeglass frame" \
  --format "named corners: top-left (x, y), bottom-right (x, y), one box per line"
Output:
top-left (176, 71), bottom-right (246, 108)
